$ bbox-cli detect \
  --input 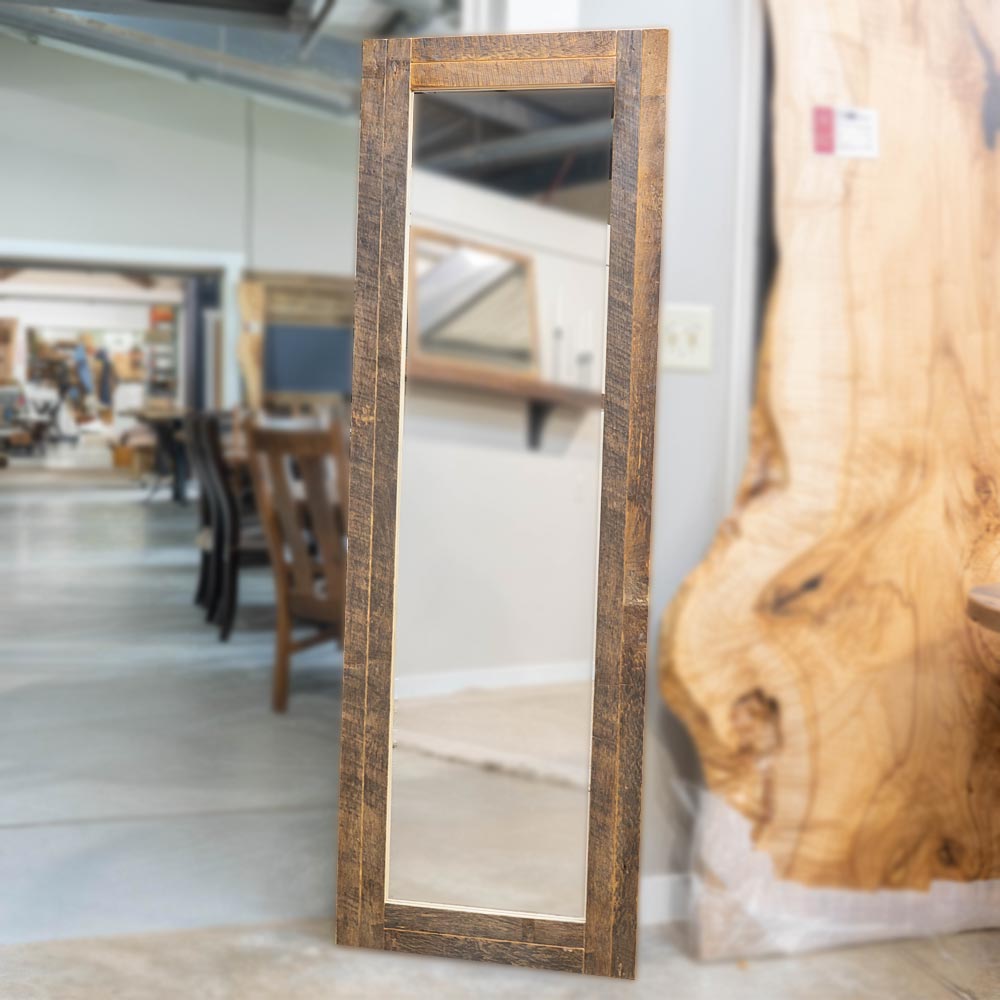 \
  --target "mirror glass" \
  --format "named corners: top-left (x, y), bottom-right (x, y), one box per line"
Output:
top-left (388, 87), bottom-right (614, 918)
